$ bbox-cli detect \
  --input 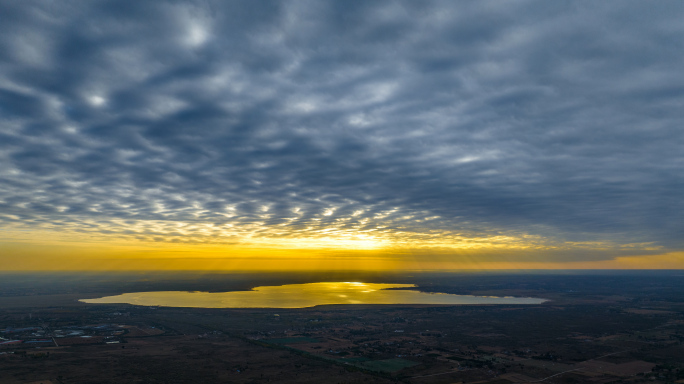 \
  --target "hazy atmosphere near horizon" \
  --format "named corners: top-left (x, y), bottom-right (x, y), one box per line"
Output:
top-left (2, 0), bottom-right (684, 271)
